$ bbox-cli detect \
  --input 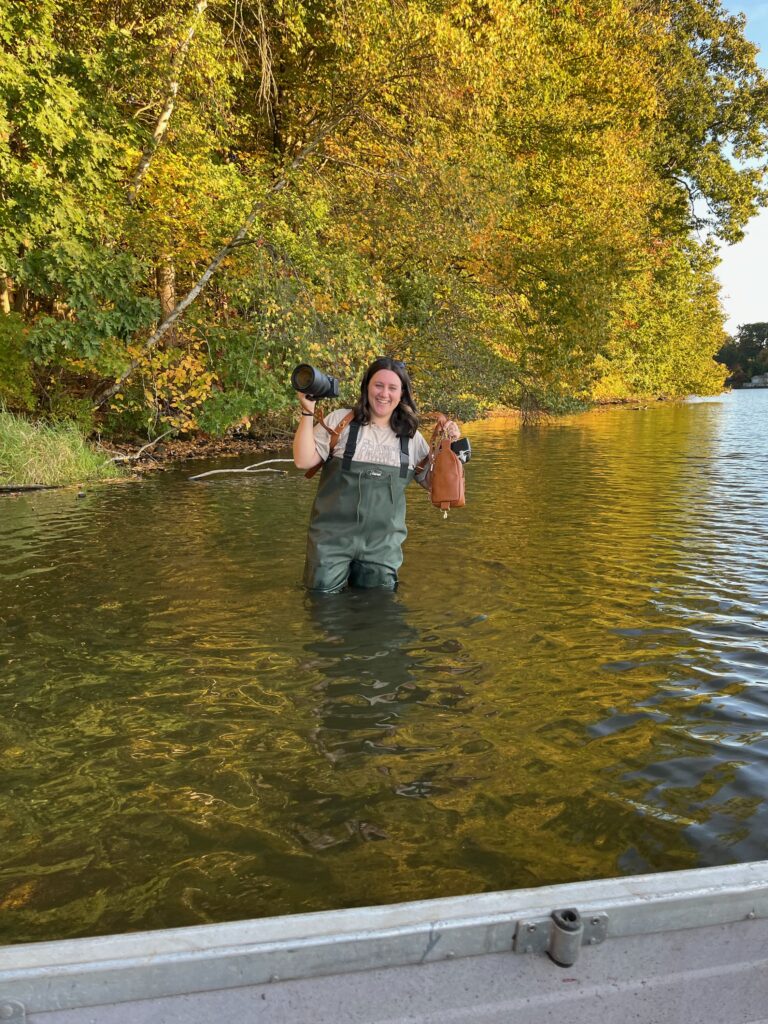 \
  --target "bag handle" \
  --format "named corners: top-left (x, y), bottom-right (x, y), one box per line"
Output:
top-left (415, 414), bottom-right (452, 476)
top-left (428, 413), bottom-right (453, 468)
